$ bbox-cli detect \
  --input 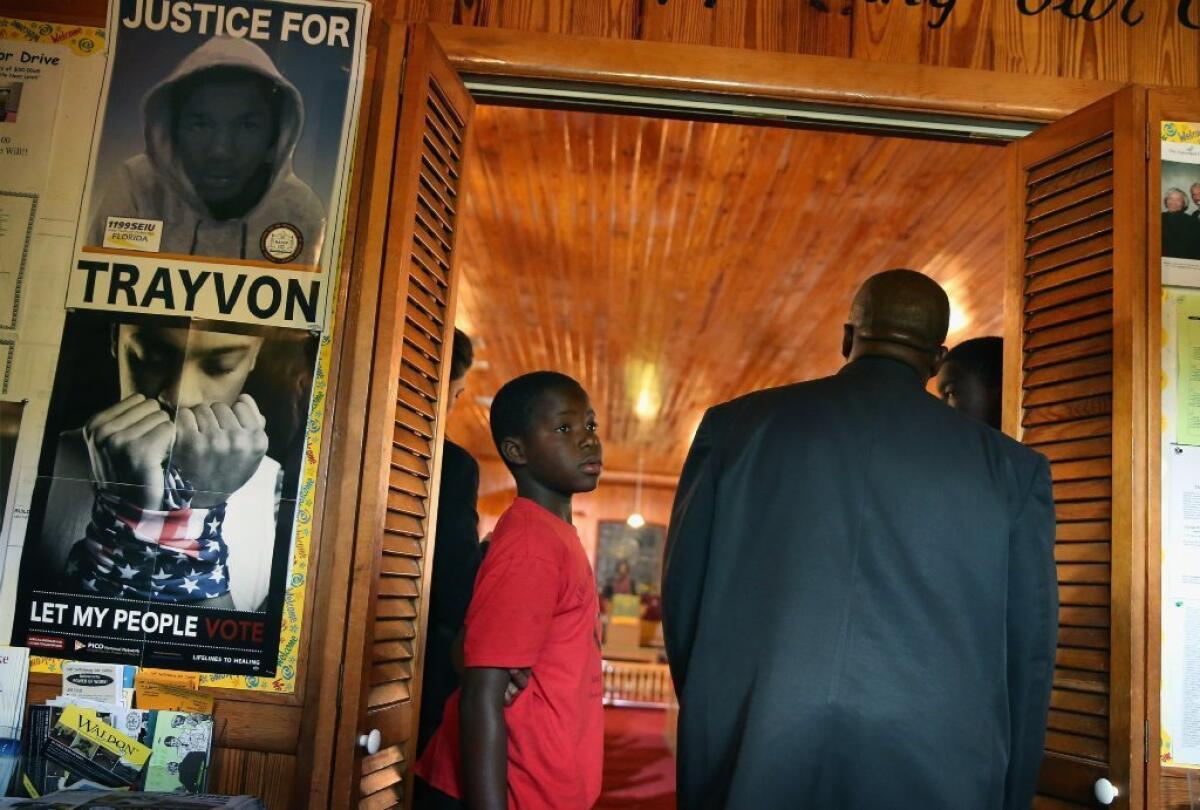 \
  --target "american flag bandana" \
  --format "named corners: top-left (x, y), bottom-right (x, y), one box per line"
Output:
top-left (66, 471), bottom-right (231, 603)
